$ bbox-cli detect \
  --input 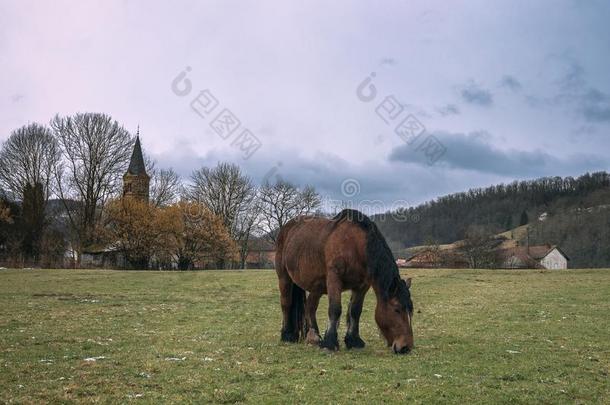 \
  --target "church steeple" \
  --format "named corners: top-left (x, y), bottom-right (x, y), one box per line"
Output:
top-left (127, 135), bottom-right (147, 176)
top-left (123, 130), bottom-right (150, 201)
